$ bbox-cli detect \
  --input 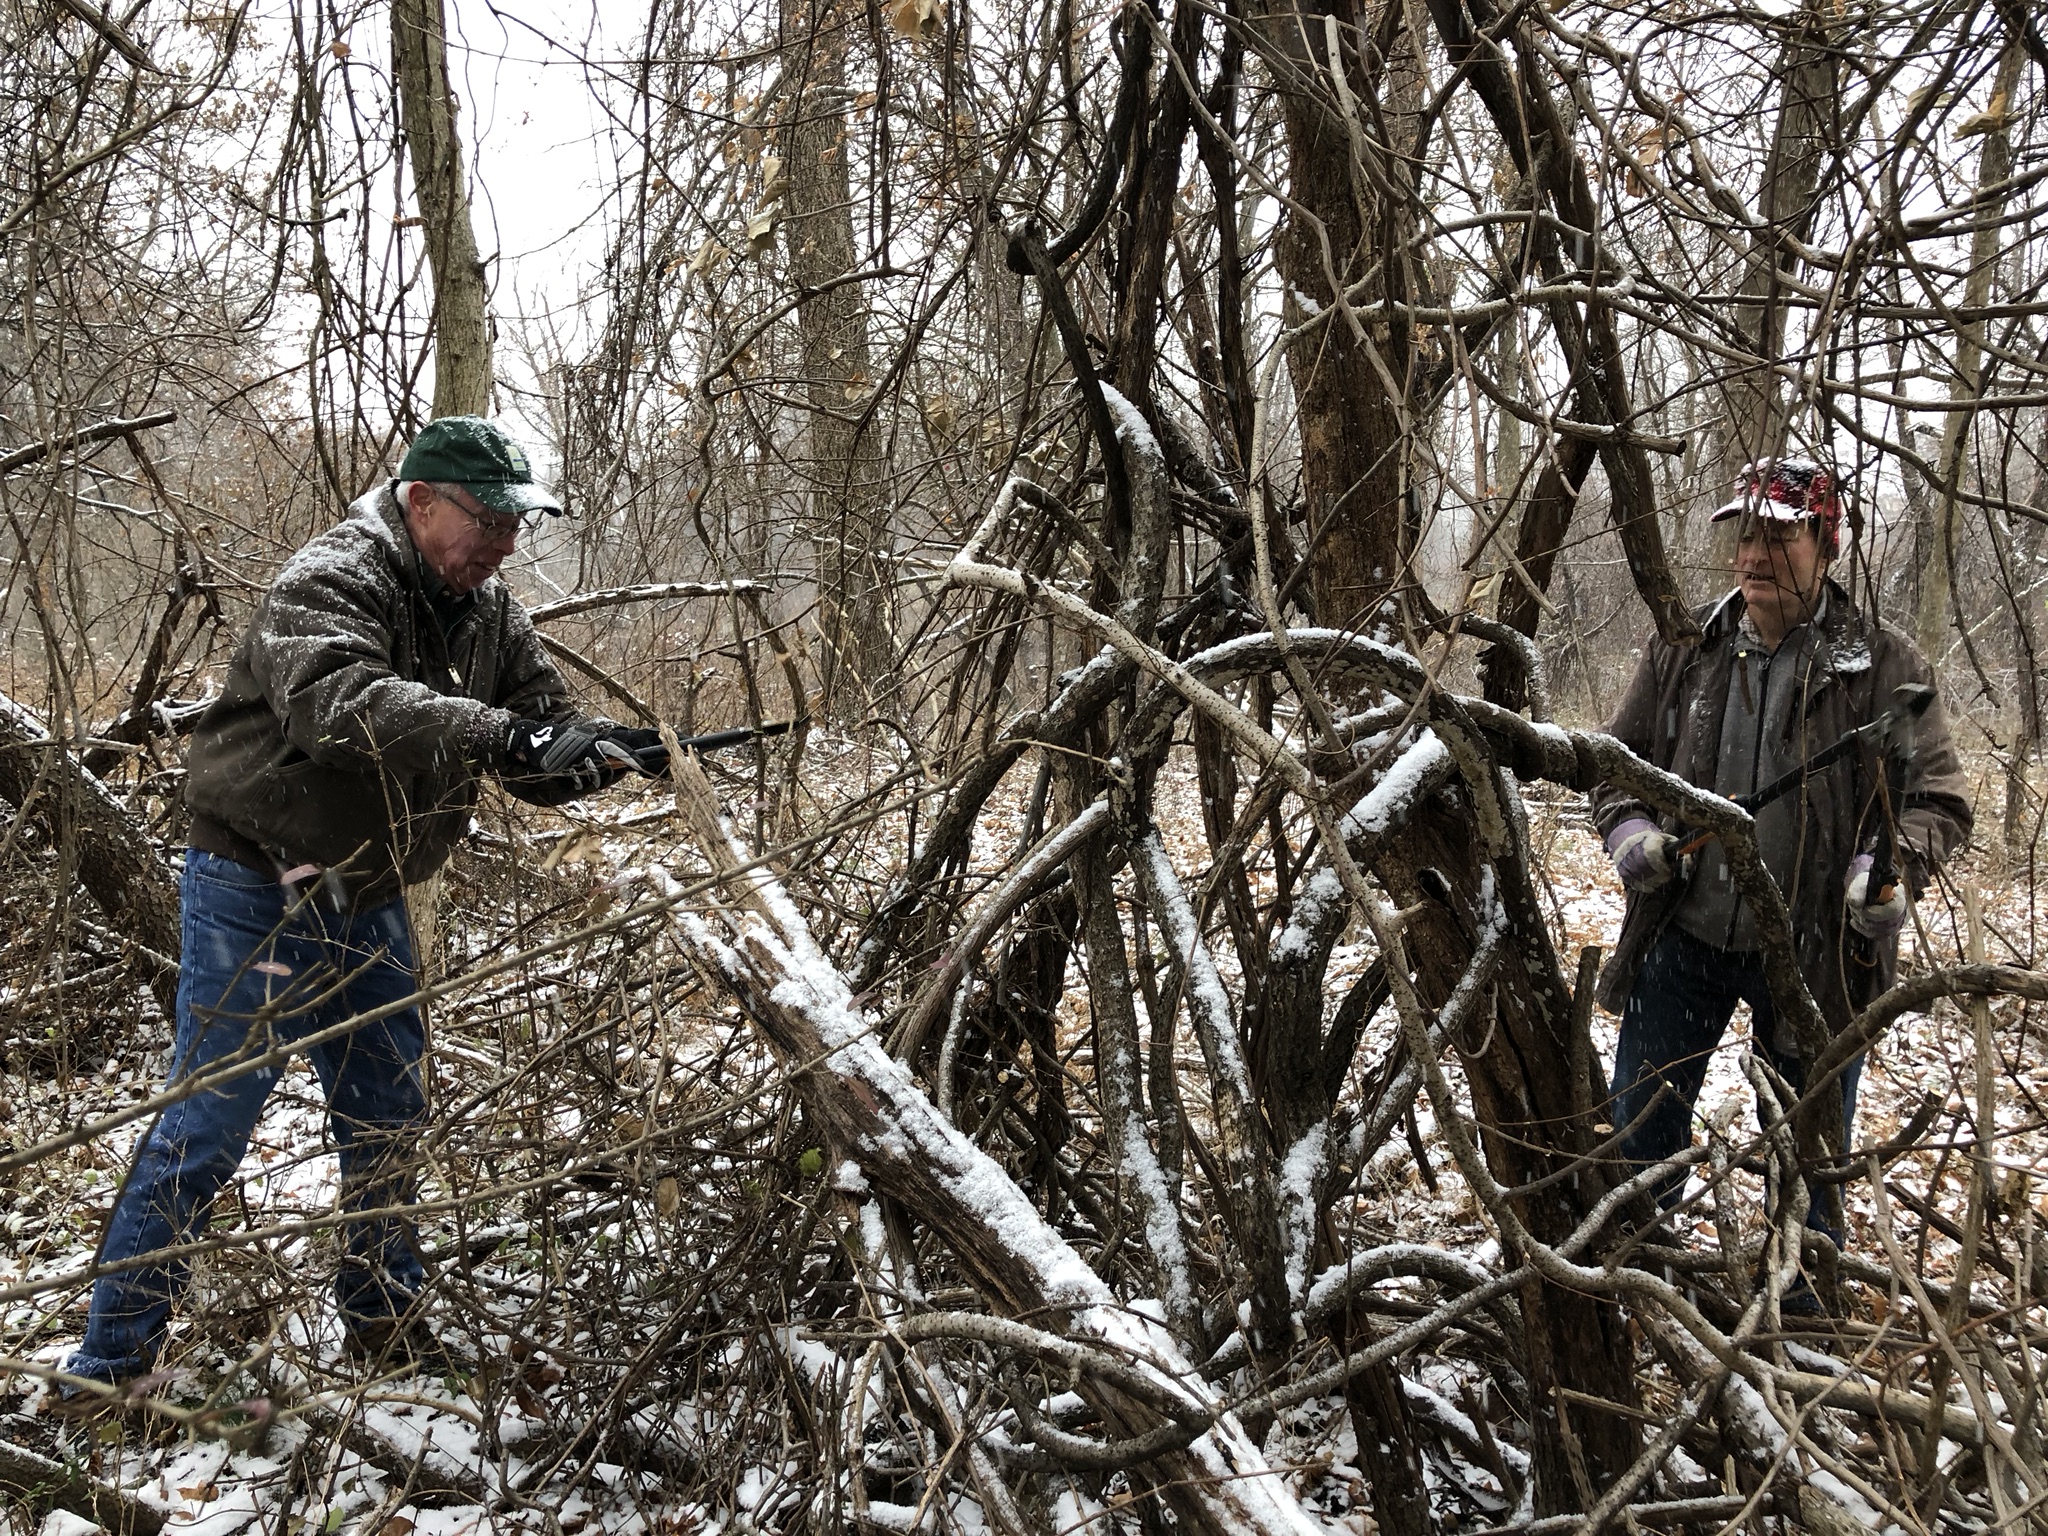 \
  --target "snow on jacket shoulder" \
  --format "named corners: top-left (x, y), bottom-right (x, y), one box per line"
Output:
top-left (1587, 581), bottom-right (1971, 1041)
top-left (185, 484), bottom-right (582, 906)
